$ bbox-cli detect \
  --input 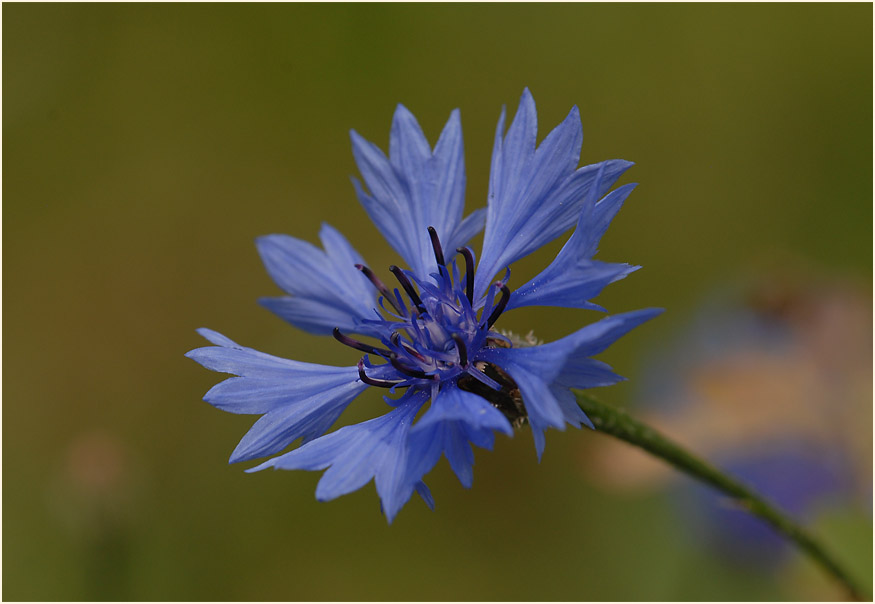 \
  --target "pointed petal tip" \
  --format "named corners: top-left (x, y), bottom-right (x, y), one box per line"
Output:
top-left (621, 308), bottom-right (664, 332)
top-left (518, 88), bottom-right (536, 112)
top-left (416, 482), bottom-right (436, 510)
top-left (381, 494), bottom-right (410, 524)
top-left (392, 102), bottom-right (418, 125)
top-left (254, 233), bottom-right (286, 254)
top-left (579, 410), bottom-right (596, 430)
top-left (440, 107), bottom-right (462, 134)
top-left (244, 459), bottom-right (273, 473)
top-left (349, 129), bottom-right (376, 154)
top-left (532, 427), bottom-right (547, 461)
top-left (613, 306), bottom-right (665, 329)
top-left (493, 105), bottom-right (508, 139)
top-left (228, 448), bottom-right (249, 465)
top-left (349, 175), bottom-right (369, 197)
top-left (195, 327), bottom-right (218, 339)
top-left (192, 327), bottom-right (239, 348)
top-left (592, 158), bottom-right (635, 174)
top-left (383, 505), bottom-right (402, 524)
top-left (317, 221), bottom-right (348, 245)
top-left (315, 475), bottom-right (352, 504)
top-left (182, 346), bottom-right (210, 365)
